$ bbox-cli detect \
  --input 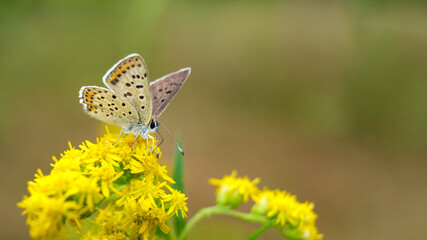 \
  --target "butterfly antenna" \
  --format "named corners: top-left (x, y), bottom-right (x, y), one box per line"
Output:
top-left (158, 121), bottom-right (184, 155)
